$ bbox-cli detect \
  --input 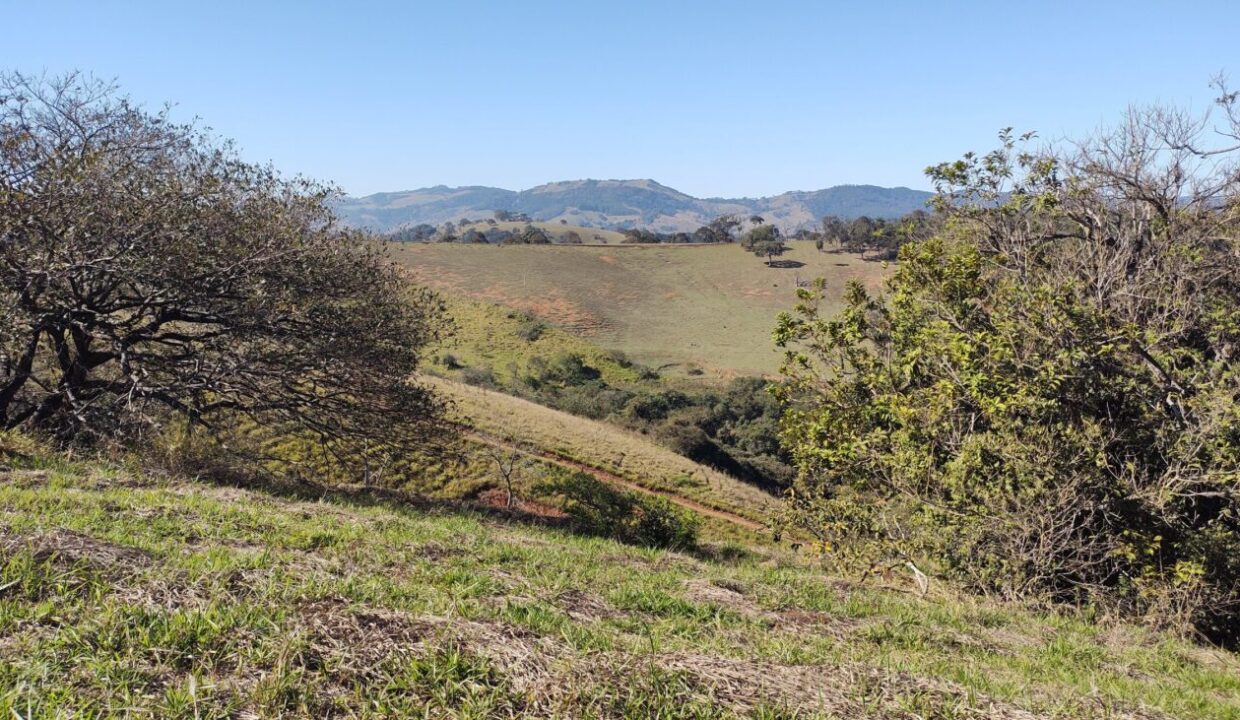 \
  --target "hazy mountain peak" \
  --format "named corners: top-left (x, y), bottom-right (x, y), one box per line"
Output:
top-left (336, 180), bottom-right (932, 233)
